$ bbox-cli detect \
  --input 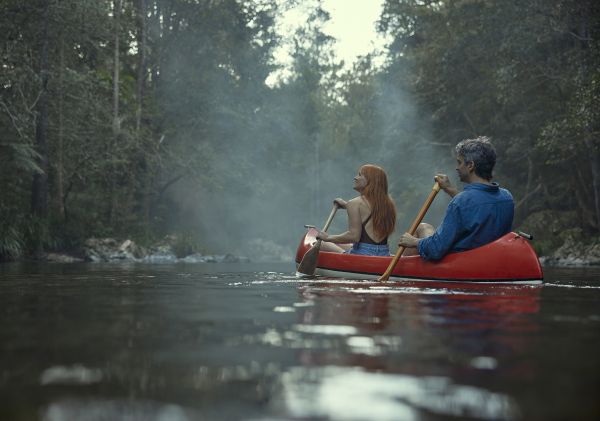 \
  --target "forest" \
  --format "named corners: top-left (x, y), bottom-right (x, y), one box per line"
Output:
top-left (1, 0), bottom-right (598, 261)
